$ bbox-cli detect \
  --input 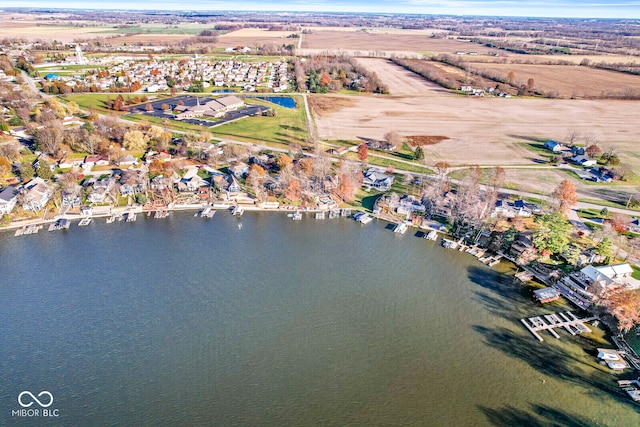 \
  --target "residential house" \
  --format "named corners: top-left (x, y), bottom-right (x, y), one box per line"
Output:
top-left (571, 155), bottom-right (597, 167)
top-left (397, 194), bottom-right (426, 215)
top-left (21, 178), bottom-right (51, 212)
top-left (229, 162), bottom-right (249, 179)
top-left (362, 169), bottom-right (395, 191)
top-left (84, 155), bottom-right (110, 167)
top-left (88, 178), bottom-right (116, 203)
top-left (0, 185), bottom-right (19, 214)
top-left (61, 185), bottom-right (83, 208)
